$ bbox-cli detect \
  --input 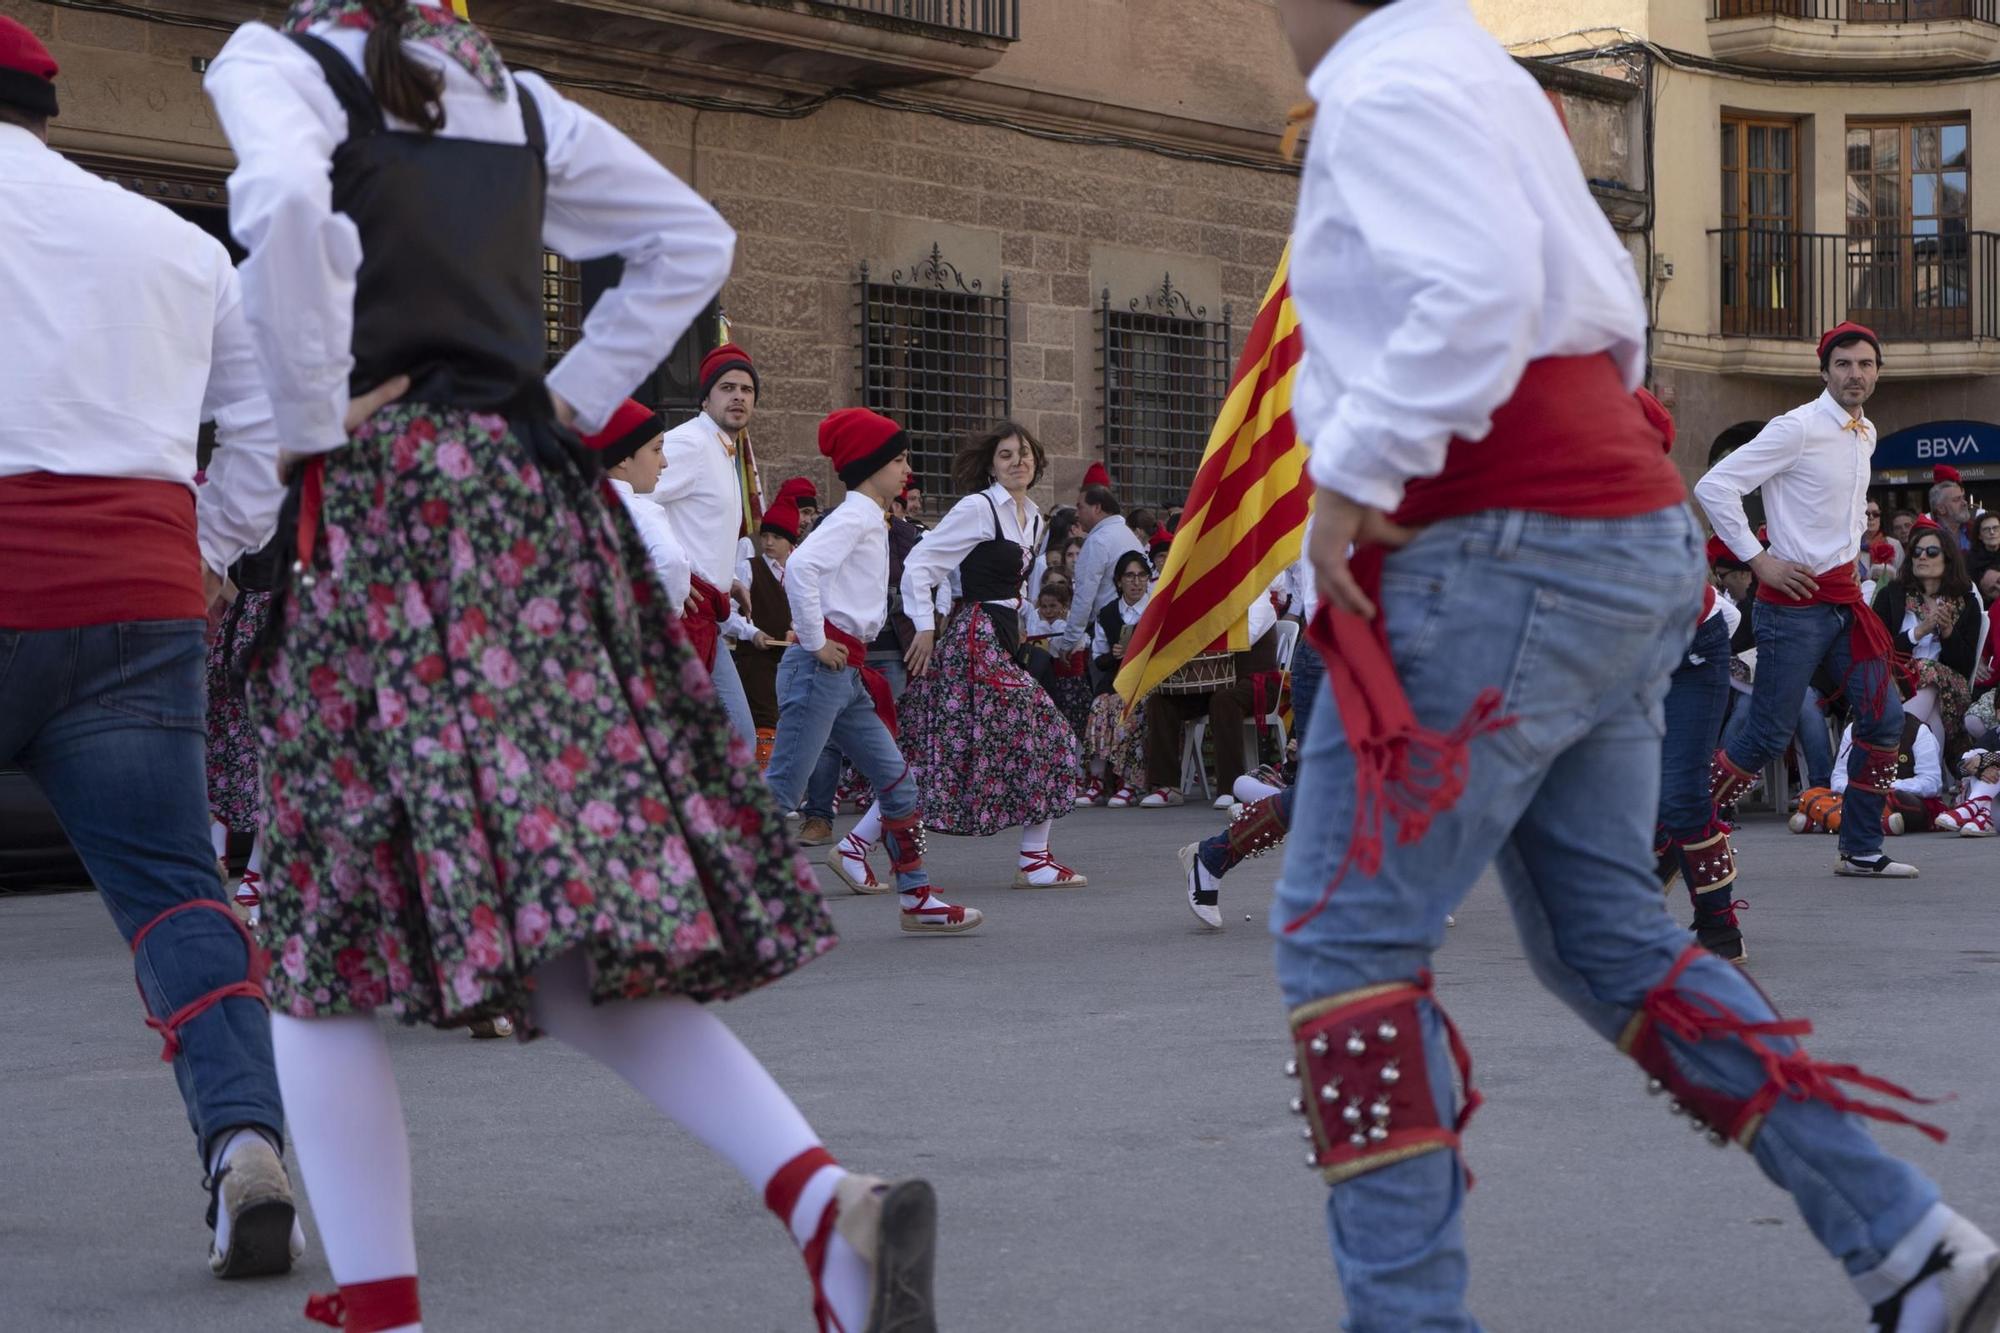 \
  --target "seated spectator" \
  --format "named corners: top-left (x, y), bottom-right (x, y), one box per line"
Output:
top-left (1972, 510), bottom-right (2000, 582)
top-left (1125, 506), bottom-right (1157, 543)
top-left (1874, 518), bottom-right (1981, 760)
top-left (1890, 507), bottom-right (1918, 548)
top-left (1137, 586), bottom-right (1281, 810)
top-left (1079, 552), bottom-right (1152, 806)
top-left (1028, 576), bottom-right (1092, 742)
